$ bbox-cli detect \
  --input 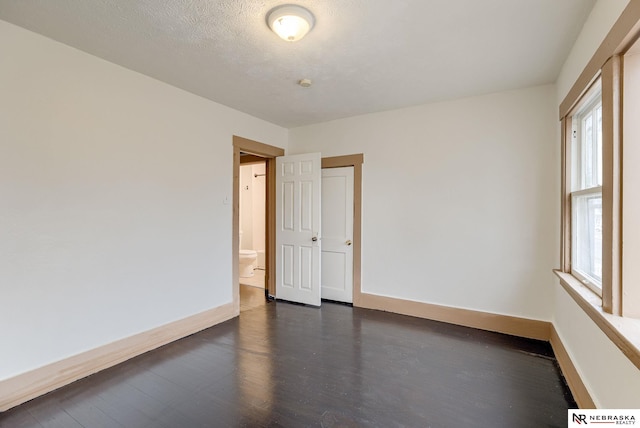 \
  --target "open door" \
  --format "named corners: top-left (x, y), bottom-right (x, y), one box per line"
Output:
top-left (275, 153), bottom-right (322, 306)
